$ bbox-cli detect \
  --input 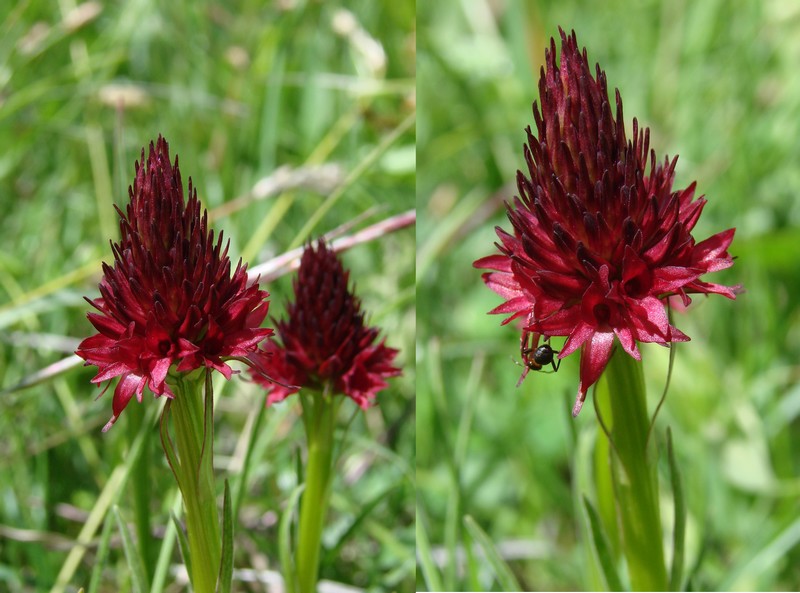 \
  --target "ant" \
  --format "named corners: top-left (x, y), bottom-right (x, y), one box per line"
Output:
top-left (522, 341), bottom-right (561, 372)
top-left (515, 330), bottom-right (560, 387)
